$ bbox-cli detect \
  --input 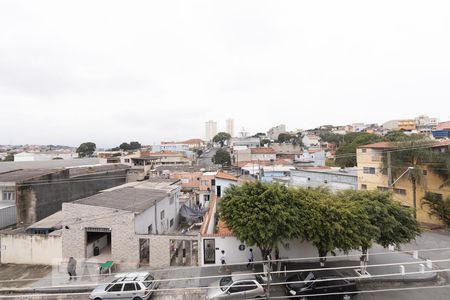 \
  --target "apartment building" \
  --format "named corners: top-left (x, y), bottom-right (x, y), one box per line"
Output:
top-left (357, 141), bottom-right (450, 225)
